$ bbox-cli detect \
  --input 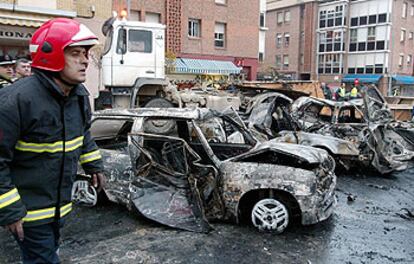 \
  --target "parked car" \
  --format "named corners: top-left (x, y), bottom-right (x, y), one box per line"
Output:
top-left (87, 108), bottom-right (337, 234)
